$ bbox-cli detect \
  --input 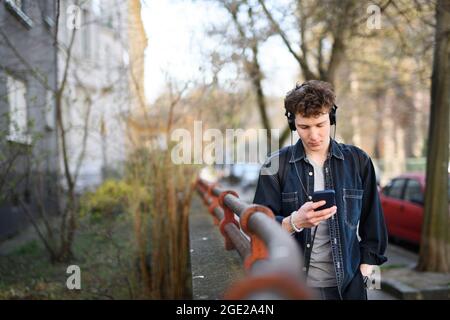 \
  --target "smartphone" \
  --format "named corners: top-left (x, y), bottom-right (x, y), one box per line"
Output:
top-left (312, 189), bottom-right (336, 211)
